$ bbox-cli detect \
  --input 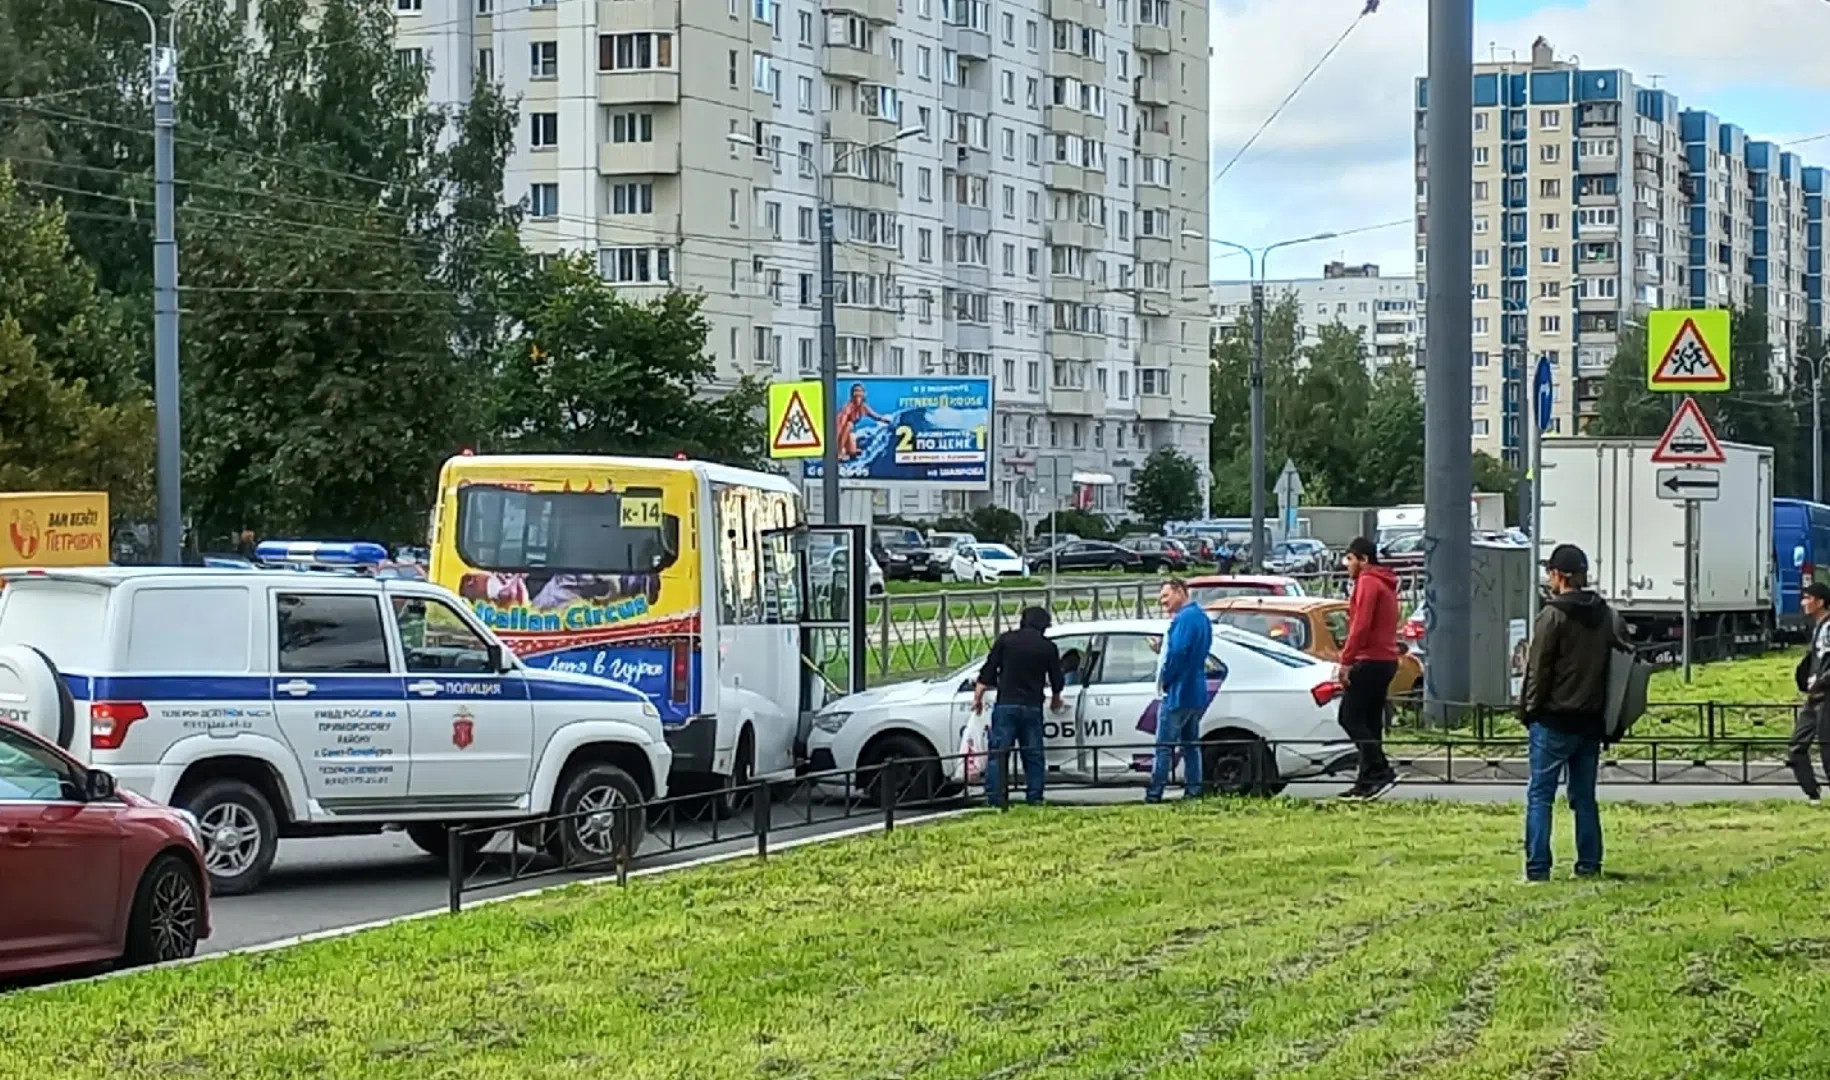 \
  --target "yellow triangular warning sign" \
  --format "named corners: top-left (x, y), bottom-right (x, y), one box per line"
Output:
top-left (771, 390), bottom-right (821, 453)
top-left (1651, 396), bottom-right (1726, 464)
top-left (1650, 317), bottom-right (1727, 386)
